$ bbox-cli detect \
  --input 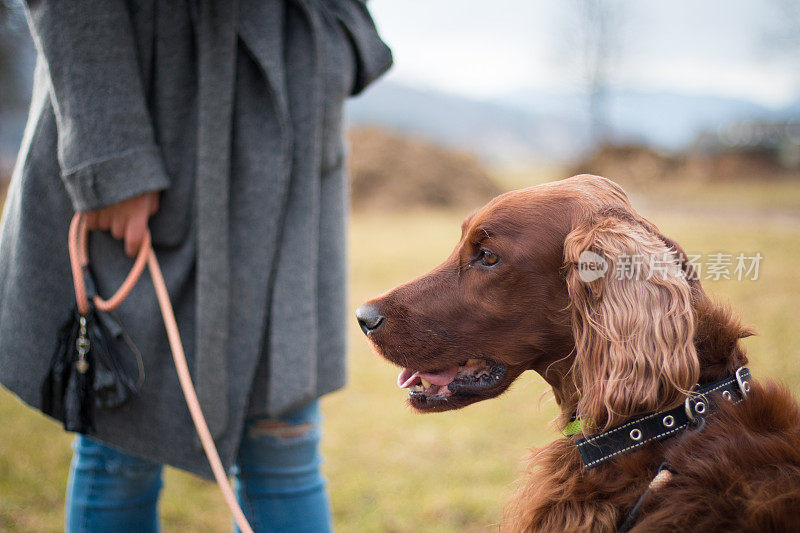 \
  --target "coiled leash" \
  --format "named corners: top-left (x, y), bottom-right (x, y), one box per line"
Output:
top-left (69, 213), bottom-right (254, 533)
